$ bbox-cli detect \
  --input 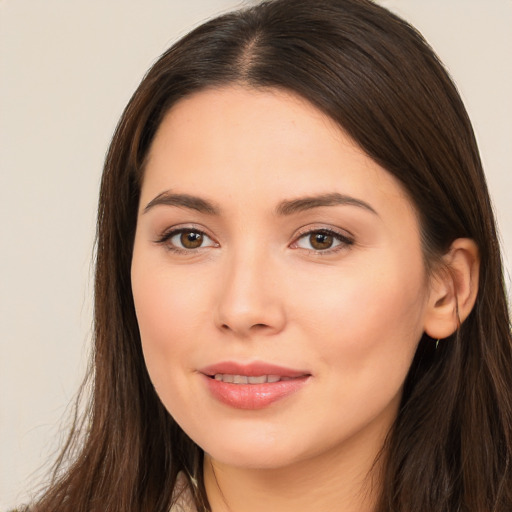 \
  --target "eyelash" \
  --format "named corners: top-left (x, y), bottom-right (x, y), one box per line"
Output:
top-left (154, 226), bottom-right (354, 255)
top-left (155, 226), bottom-right (218, 254)
top-left (292, 227), bottom-right (354, 254)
